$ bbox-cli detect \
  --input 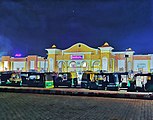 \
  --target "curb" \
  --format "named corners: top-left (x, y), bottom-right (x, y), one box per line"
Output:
top-left (0, 86), bottom-right (152, 100)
